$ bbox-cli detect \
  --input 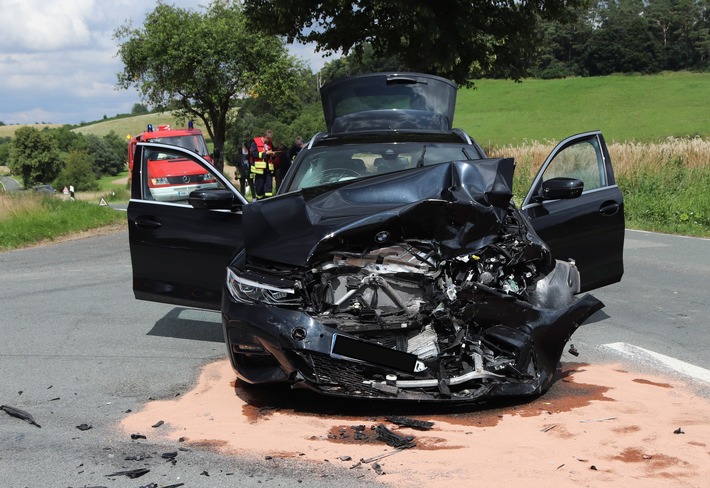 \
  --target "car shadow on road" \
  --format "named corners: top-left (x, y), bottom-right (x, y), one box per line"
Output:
top-left (147, 307), bottom-right (224, 343)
